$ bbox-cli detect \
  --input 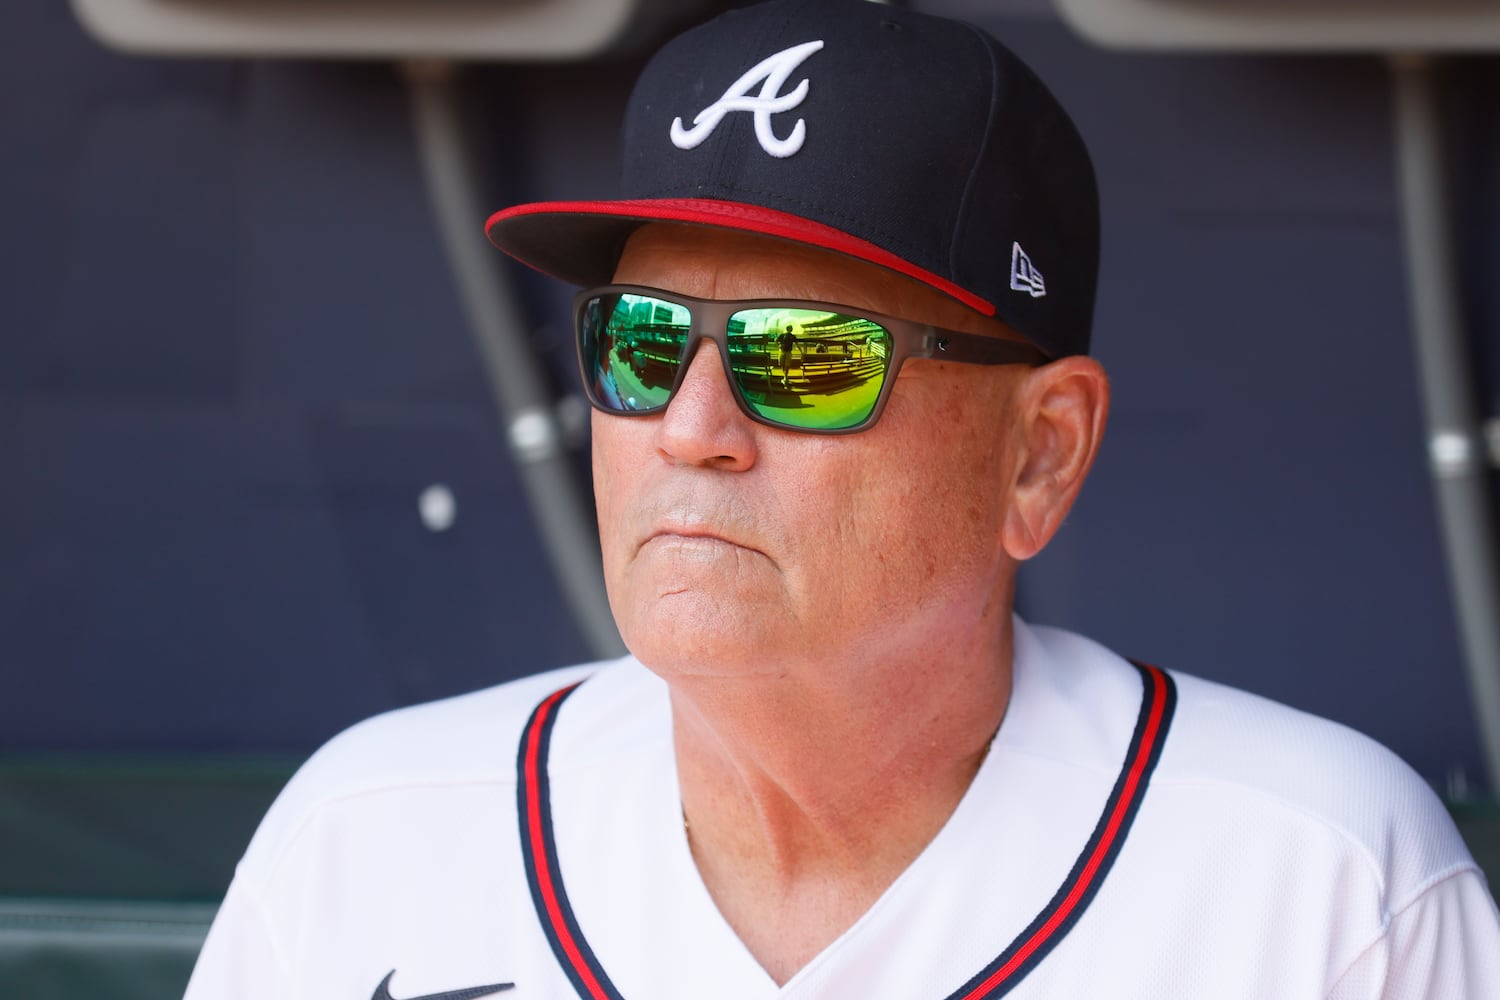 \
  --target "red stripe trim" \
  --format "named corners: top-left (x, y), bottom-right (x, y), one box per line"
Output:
top-left (523, 688), bottom-right (612, 1000)
top-left (520, 665), bottom-right (1172, 1000)
top-left (486, 198), bottom-right (997, 318)
top-left (957, 665), bottom-right (1170, 1000)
